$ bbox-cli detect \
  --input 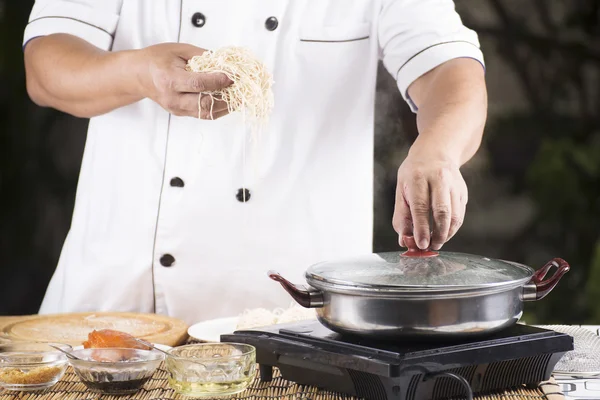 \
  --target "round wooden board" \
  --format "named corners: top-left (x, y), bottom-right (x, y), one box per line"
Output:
top-left (0, 312), bottom-right (188, 347)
